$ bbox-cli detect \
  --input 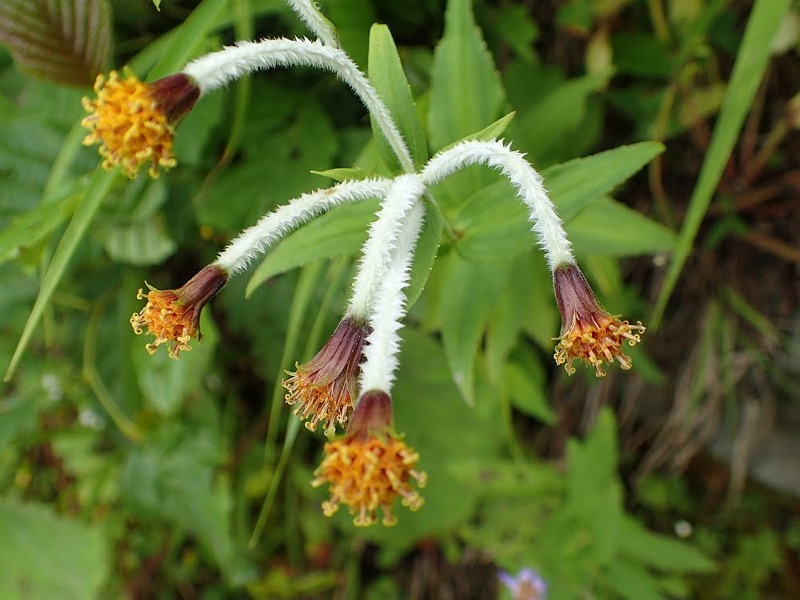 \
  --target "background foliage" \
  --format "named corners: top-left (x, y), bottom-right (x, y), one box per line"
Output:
top-left (1, 0), bottom-right (798, 598)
